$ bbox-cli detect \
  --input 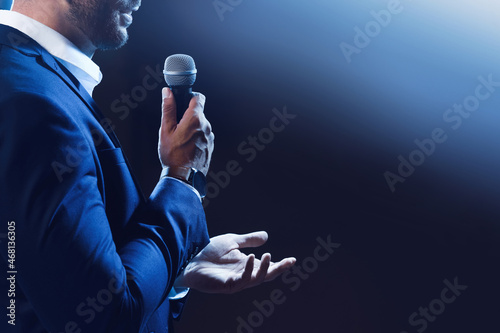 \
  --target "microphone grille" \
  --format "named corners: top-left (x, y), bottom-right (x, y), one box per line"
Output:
top-left (164, 54), bottom-right (197, 87)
